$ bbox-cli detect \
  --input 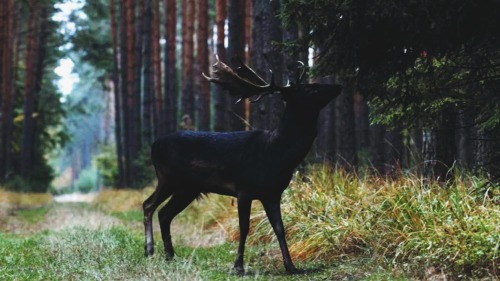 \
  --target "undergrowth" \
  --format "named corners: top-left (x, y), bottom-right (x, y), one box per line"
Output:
top-left (241, 165), bottom-right (499, 279)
